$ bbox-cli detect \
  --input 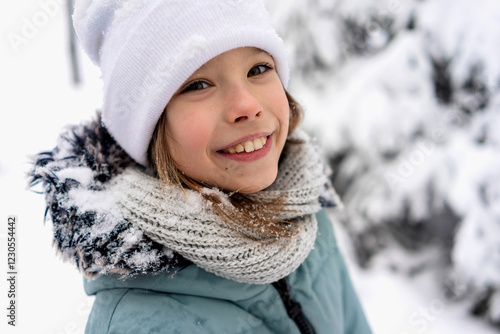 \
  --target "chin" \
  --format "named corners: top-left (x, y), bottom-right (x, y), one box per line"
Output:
top-left (237, 186), bottom-right (265, 194)
top-left (233, 173), bottom-right (278, 194)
